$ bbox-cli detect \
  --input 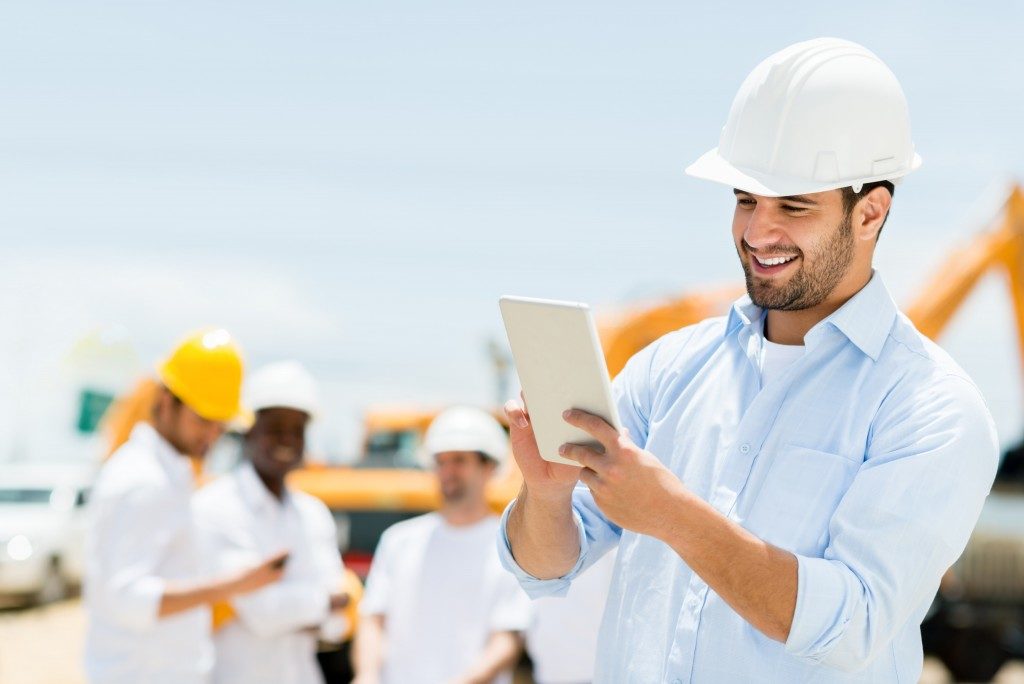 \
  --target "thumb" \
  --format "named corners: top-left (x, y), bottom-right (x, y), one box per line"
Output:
top-left (504, 400), bottom-right (530, 433)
